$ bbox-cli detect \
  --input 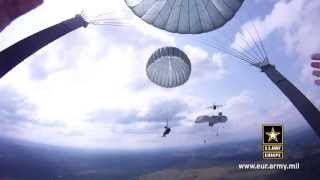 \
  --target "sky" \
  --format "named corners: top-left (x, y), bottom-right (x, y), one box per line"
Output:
top-left (0, 0), bottom-right (319, 150)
